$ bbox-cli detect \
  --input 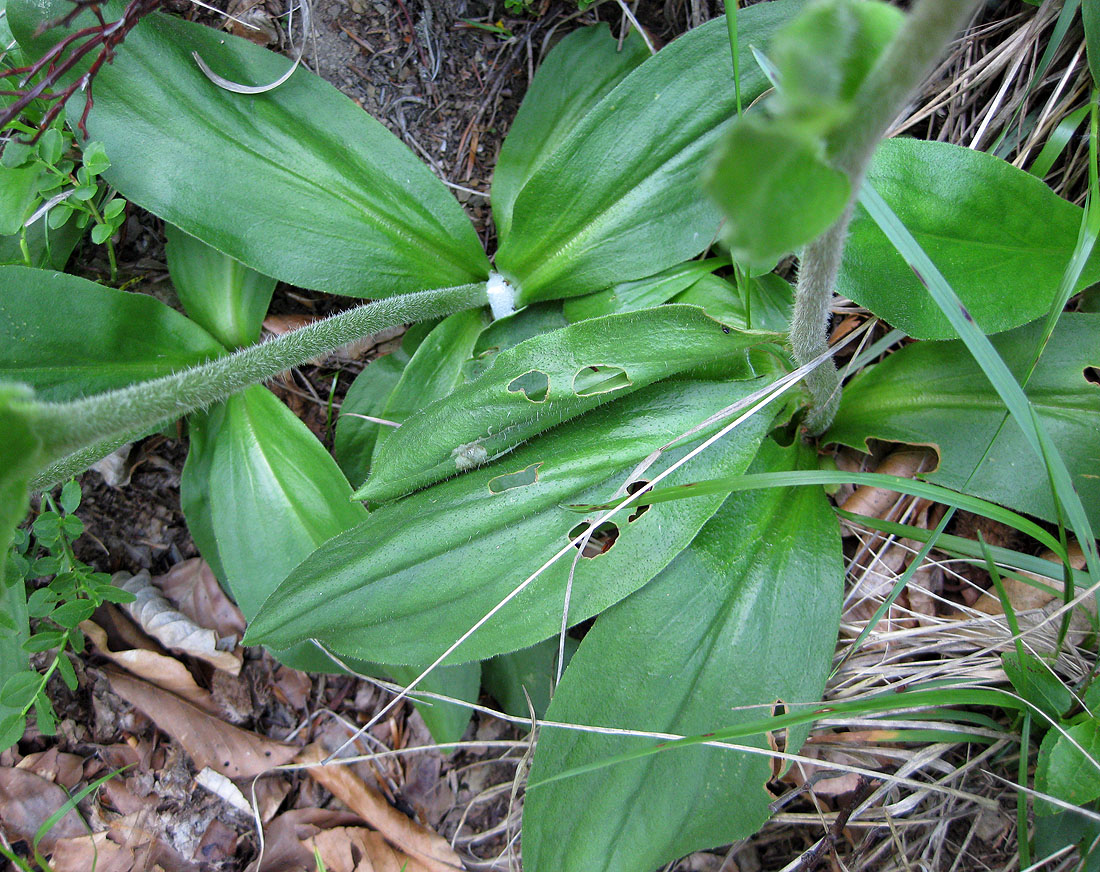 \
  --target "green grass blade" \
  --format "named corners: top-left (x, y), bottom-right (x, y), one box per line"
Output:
top-left (835, 508), bottom-right (1089, 595)
top-left (1028, 104), bottom-right (1090, 178)
top-left (572, 469), bottom-right (1068, 559)
top-left (529, 687), bottom-right (1031, 790)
